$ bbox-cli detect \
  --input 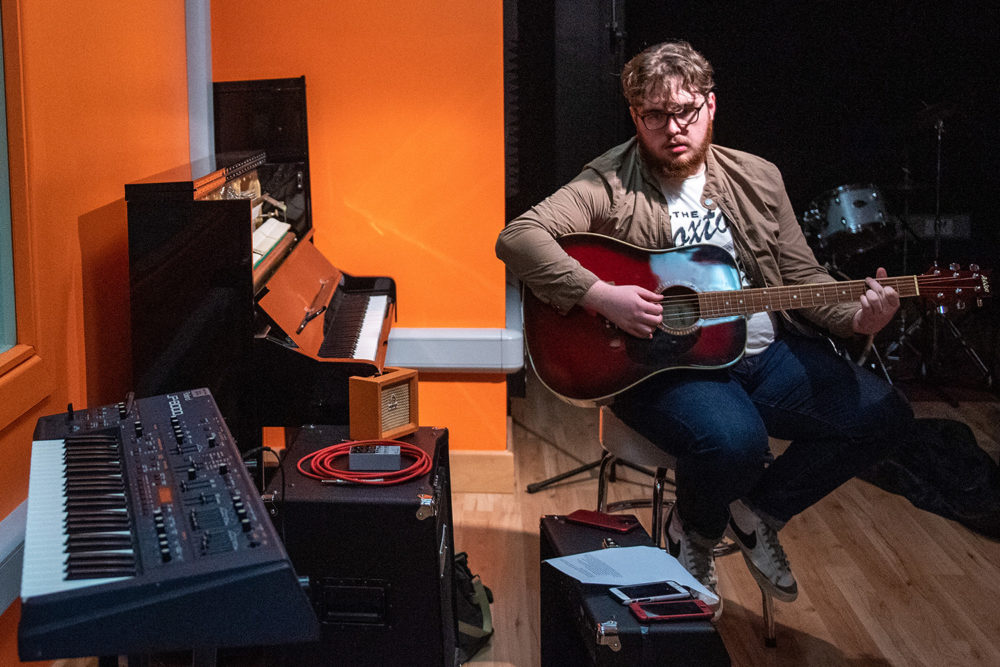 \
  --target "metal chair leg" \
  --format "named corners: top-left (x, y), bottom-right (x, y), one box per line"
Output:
top-left (762, 588), bottom-right (777, 647)
top-left (596, 451), bottom-right (616, 512)
top-left (650, 468), bottom-right (668, 548)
